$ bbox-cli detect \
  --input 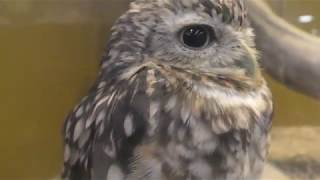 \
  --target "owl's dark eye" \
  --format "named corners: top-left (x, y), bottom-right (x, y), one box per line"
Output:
top-left (179, 25), bottom-right (216, 49)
